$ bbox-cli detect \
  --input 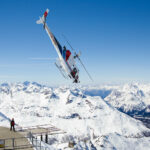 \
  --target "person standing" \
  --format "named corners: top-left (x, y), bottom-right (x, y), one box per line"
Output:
top-left (10, 118), bottom-right (15, 131)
